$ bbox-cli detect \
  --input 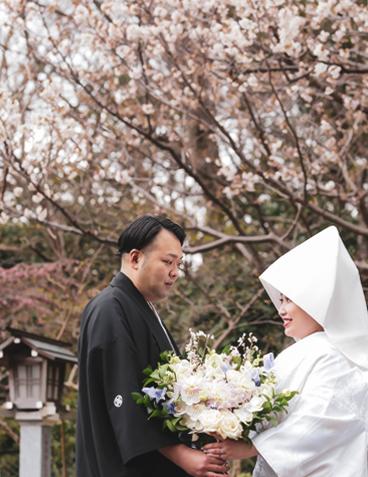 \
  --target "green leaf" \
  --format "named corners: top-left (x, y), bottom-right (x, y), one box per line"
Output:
top-left (143, 395), bottom-right (152, 406)
top-left (160, 350), bottom-right (174, 362)
top-left (165, 420), bottom-right (177, 432)
top-left (131, 392), bottom-right (144, 404)
top-left (221, 344), bottom-right (231, 354)
top-left (143, 366), bottom-right (153, 376)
